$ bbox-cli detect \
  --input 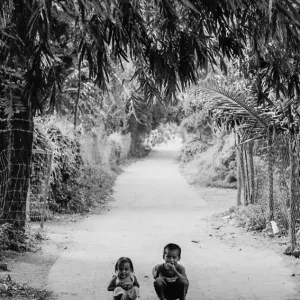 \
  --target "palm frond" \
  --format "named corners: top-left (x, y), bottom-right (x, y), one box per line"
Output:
top-left (194, 77), bottom-right (276, 142)
top-left (198, 78), bottom-right (271, 128)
